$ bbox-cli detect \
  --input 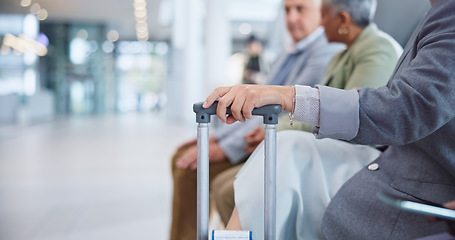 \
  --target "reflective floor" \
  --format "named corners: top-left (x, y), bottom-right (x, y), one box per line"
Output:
top-left (0, 112), bottom-right (195, 240)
